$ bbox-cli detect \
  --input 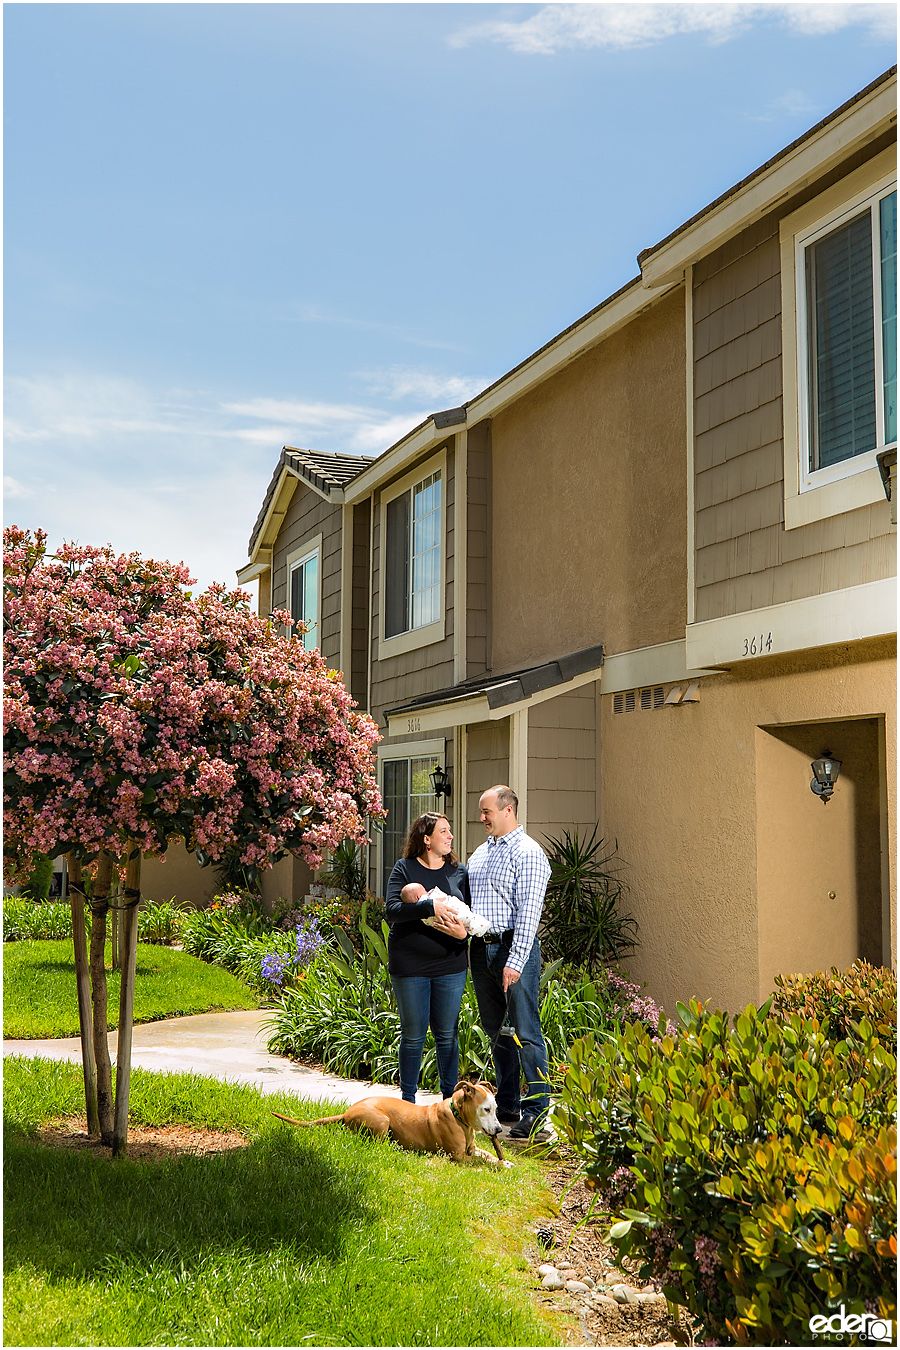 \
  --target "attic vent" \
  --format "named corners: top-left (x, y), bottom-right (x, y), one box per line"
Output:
top-left (640, 686), bottom-right (666, 710)
top-left (615, 687), bottom-right (665, 712)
